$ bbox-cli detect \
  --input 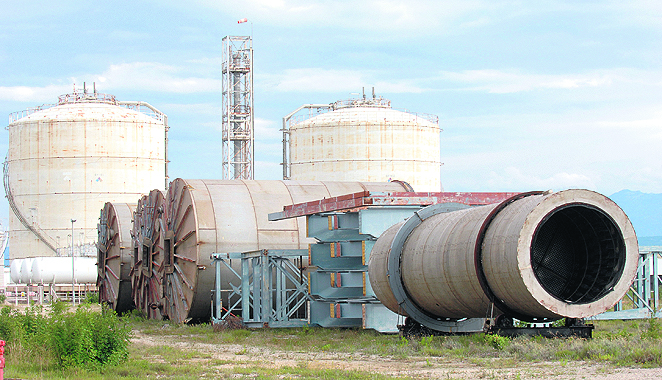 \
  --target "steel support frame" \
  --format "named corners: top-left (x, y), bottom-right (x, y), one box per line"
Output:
top-left (211, 249), bottom-right (310, 328)
top-left (221, 35), bottom-right (254, 180)
top-left (593, 251), bottom-right (662, 320)
top-left (306, 207), bottom-right (424, 332)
